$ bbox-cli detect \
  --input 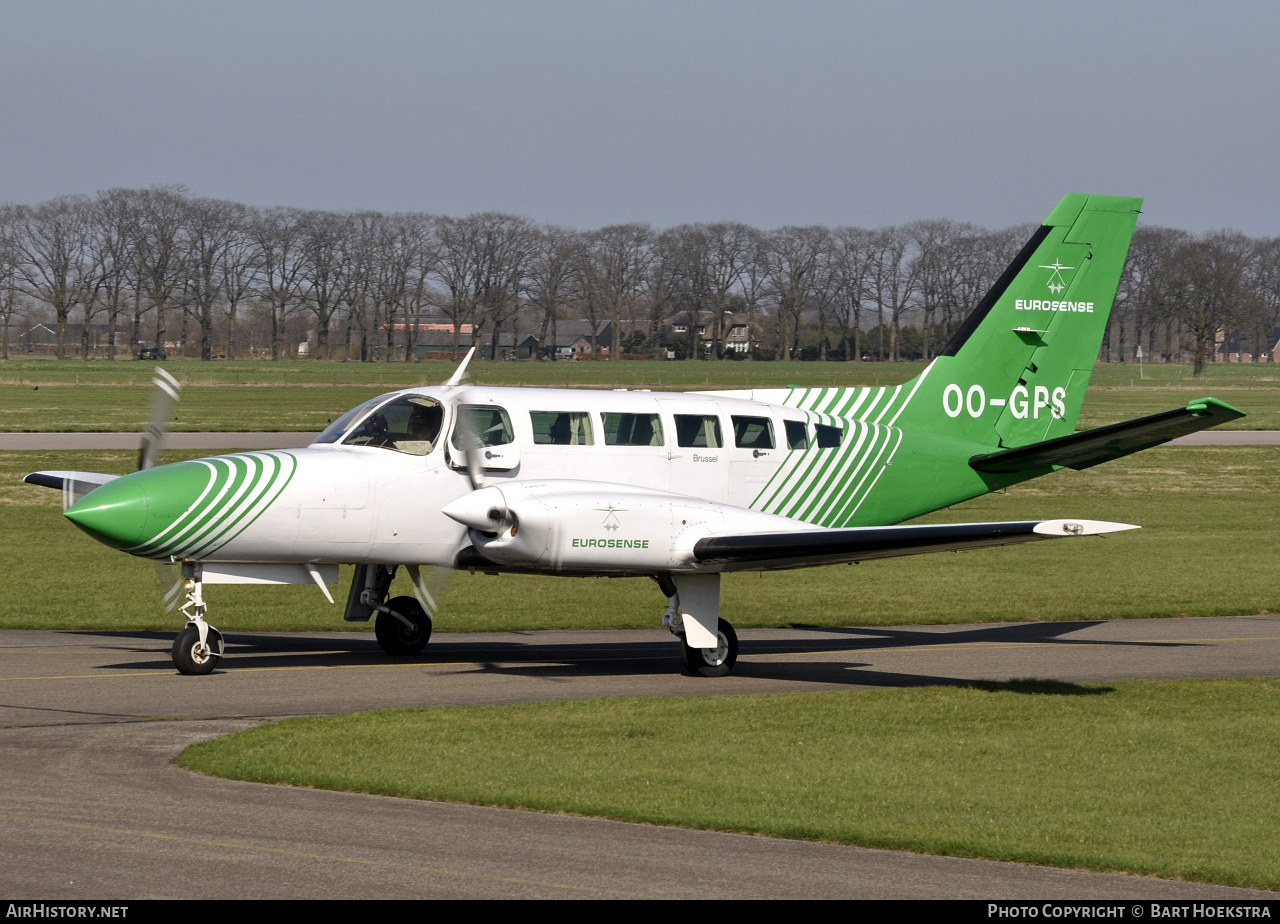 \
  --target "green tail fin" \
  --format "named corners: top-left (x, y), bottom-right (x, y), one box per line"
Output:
top-left (895, 194), bottom-right (1142, 448)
